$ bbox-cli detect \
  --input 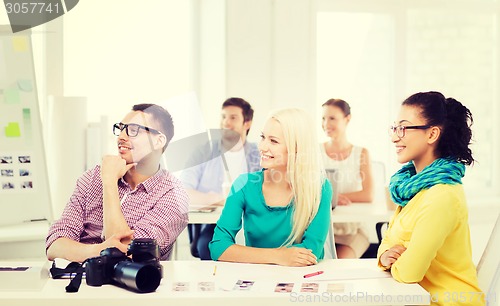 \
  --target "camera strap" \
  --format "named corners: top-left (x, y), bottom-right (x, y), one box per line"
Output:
top-left (50, 261), bottom-right (86, 293)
